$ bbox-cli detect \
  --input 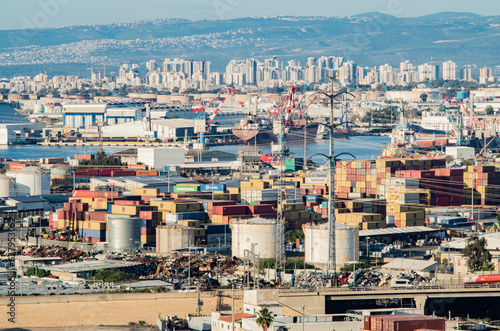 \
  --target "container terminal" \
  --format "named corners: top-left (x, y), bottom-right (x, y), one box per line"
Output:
top-left (1, 88), bottom-right (500, 329)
